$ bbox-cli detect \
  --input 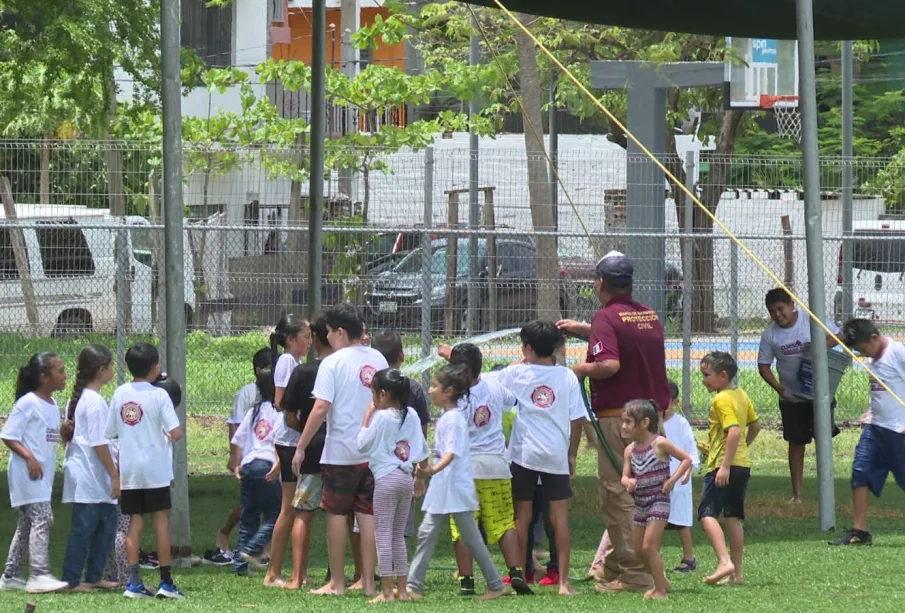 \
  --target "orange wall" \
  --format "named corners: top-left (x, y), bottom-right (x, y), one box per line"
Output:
top-left (273, 8), bottom-right (405, 70)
